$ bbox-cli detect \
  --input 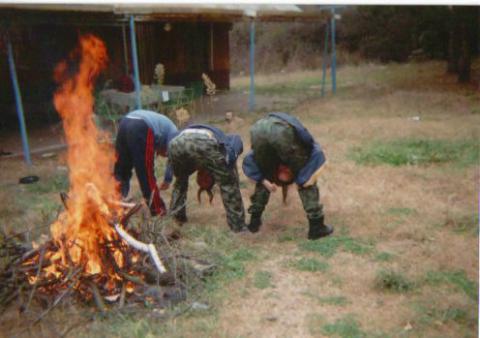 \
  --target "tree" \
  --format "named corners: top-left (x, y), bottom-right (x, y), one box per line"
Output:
top-left (447, 6), bottom-right (479, 83)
